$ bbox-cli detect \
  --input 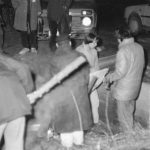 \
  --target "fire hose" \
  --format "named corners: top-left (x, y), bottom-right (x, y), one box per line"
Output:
top-left (105, 81), bottom-right (113, 136)
top-left (27, 56), bottom-right (87, 104)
